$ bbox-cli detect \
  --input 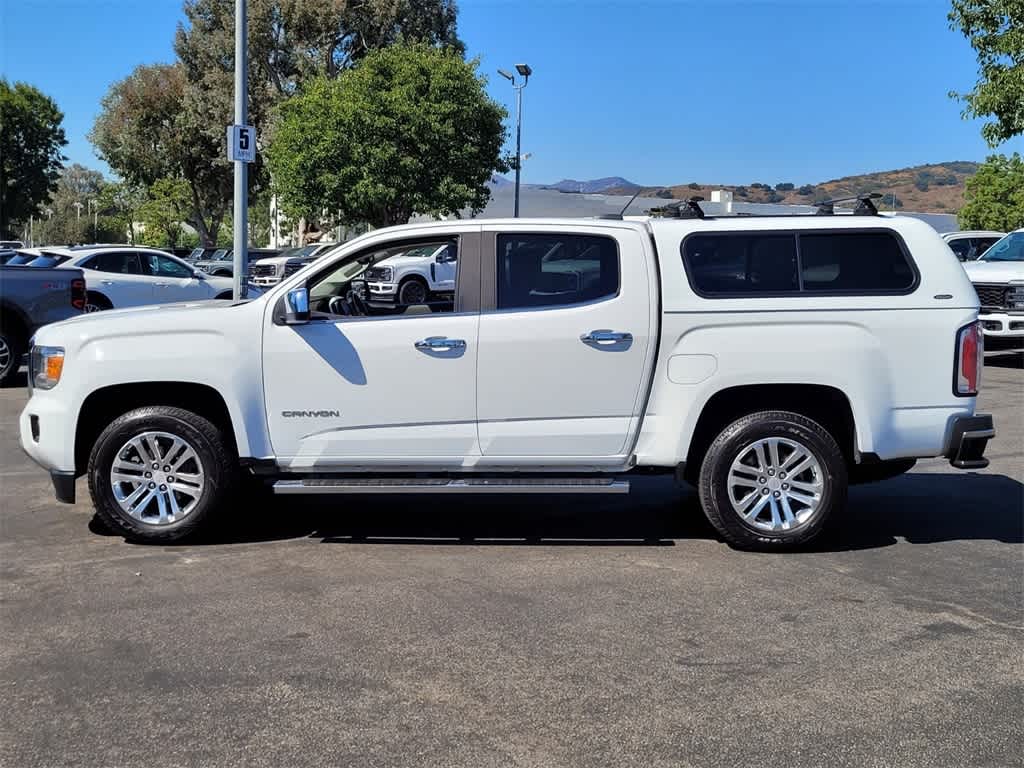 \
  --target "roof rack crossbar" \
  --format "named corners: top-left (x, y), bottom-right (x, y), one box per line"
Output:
top-left (815, 192), bottom-right (883, 216)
